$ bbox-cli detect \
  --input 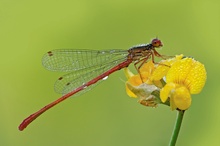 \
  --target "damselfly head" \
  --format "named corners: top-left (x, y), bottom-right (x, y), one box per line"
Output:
top-left (151, 38), bottom-right (163, 48)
